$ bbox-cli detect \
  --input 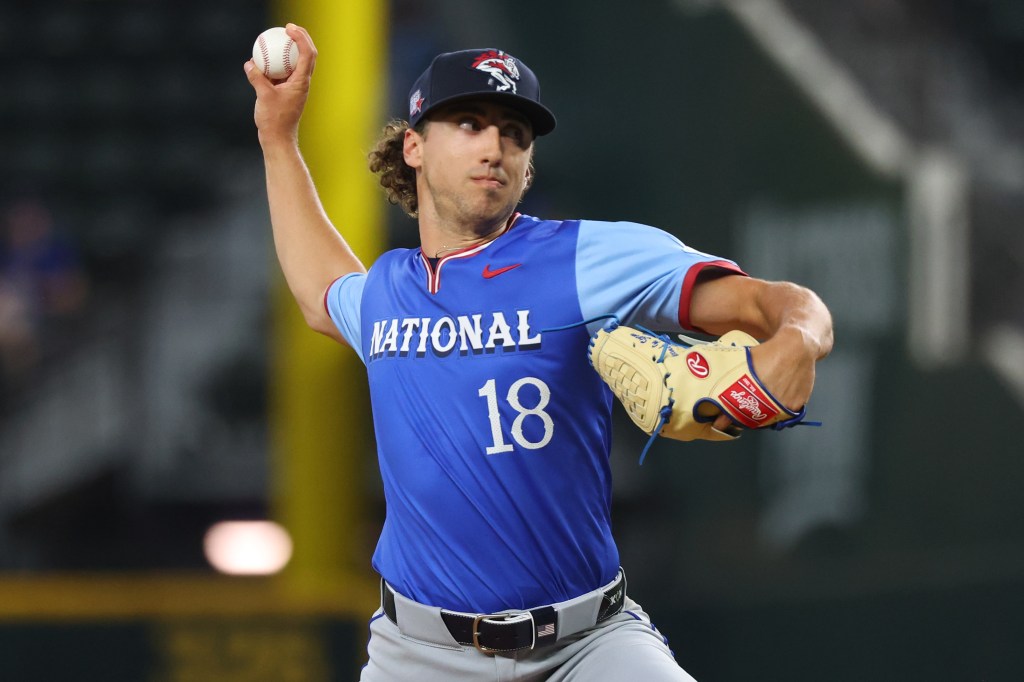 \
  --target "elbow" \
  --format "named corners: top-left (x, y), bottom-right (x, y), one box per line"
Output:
top-left (297, 298), bottom-right (335, 335)
top-left (803, 284), bottom-right (834, 351)
top-left (304, 310), bottom-right (329, 335)
top-left (759, 280), bottom-right (834, 359)
top-left (793, 282), bottom-right (834, 359)
top-left (820, 316), bottom-right (836, 359)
